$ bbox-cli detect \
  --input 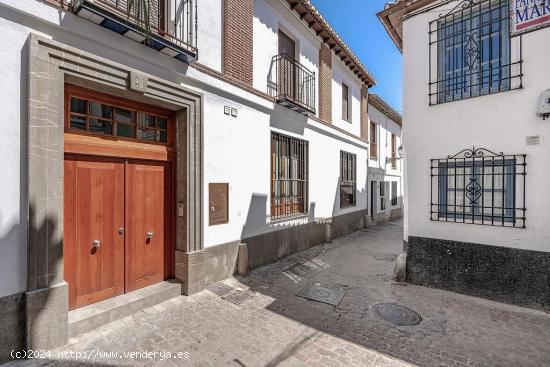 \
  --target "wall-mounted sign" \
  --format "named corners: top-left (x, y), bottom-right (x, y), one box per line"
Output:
top-left (510, 0), bottom-right (550, 36)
